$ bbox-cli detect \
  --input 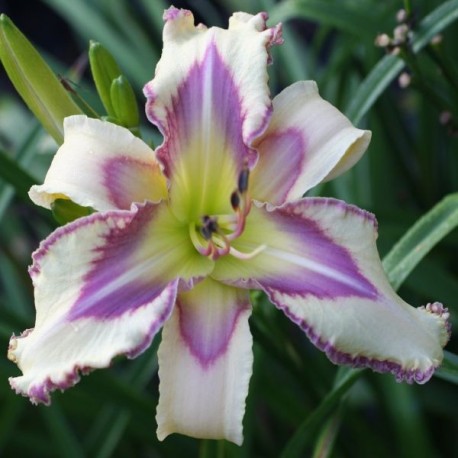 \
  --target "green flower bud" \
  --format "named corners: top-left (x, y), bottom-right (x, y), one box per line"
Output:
top-left (89, 41), bottom-right (122, 118)
top-left (110, 75), bottom-right (140, 129)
